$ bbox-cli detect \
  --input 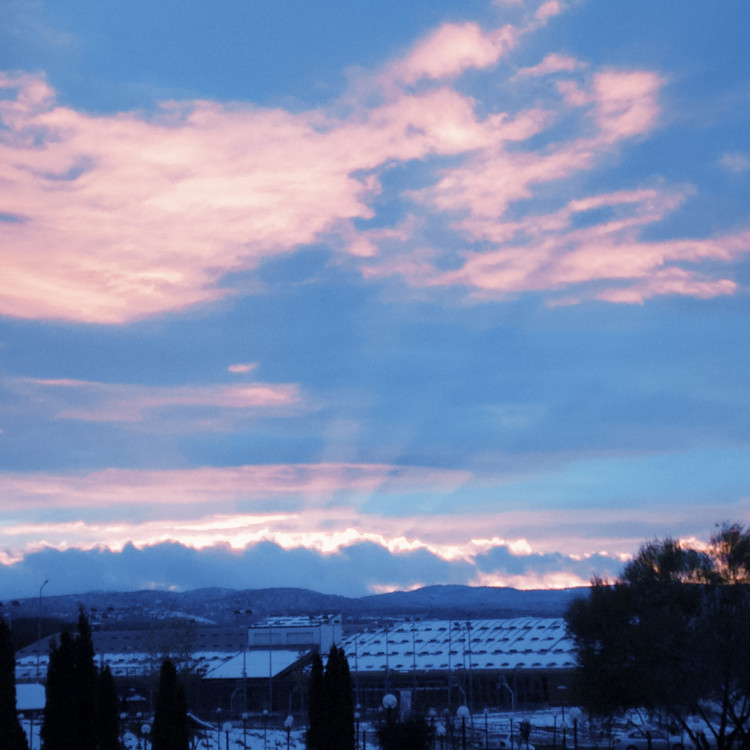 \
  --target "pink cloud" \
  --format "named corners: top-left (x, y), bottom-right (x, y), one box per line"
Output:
top-left (593, 70), bottom-right (663, 141)
top-left (13, 377), bottom-right (304, 422)
top-left (227, 362), bottom-right (258, 374)
top-left (0, 68), bottom-right (528, 324)
top-left (0, 472), bottom-right (737, 581)
top-left (0, 463), bottom-right (470, 512)
top-left (416, 189), bottom-right (749, 303)
top-left (516, 53), bottom-right (584, 78)
top-left (0, 12), bottom-right (742, 322)
top-left (386, 22), bottom-right (519, 86)
top-left (535, 1), bottom-right (563, 24)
